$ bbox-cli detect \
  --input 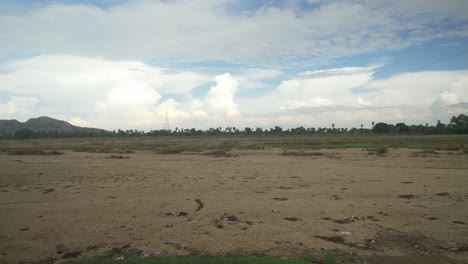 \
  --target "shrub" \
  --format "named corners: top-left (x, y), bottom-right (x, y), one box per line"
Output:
top-left (7, 149), bottom-right (64, 155)
top-left (368, 147), bottom-right (387, 155)
top-left (158, 147), bottom-right (185, 154)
